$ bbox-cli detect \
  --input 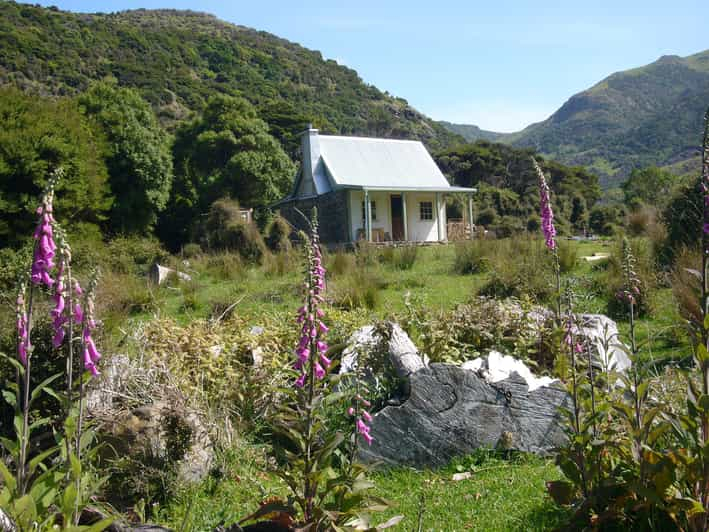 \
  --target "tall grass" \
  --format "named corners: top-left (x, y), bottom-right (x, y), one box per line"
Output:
top-left (379, 246), bottom-right (418, 270)
top-left (453, 239), bottom-right (494, 274)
